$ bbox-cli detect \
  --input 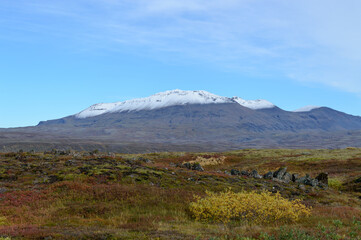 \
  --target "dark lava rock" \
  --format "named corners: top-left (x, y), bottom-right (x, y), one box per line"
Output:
top-left (296, 174), bottom-right (312, 185)
top-left (182, 162), bottom-right (204, 171)
top-left (250, 170), bottom-right (262, 179)
top-left (264, 171), bottom-right (273, 180)
top-left (296, 176), bottom-right (306, 184)
top-left (241, 170), bottom-right (249, 176)
top-left (273, 167), bottom-right (287, 179)
top-left (318, 183), bottom-right (328, 190)
top-left (316, 172), bottom-right (328, 185)
top-left (282, 172), bottom-right (292, 184)
top-left (304, 178), bottom-right (318, 187)
top-left (355, 176), bottom-right (361, 183)
top-left (191, 163), bottom-right (204, 171)
top-left (182, 162), bottom-right (192, 169)
top-left (231, 169), bottom-right (240, 176)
